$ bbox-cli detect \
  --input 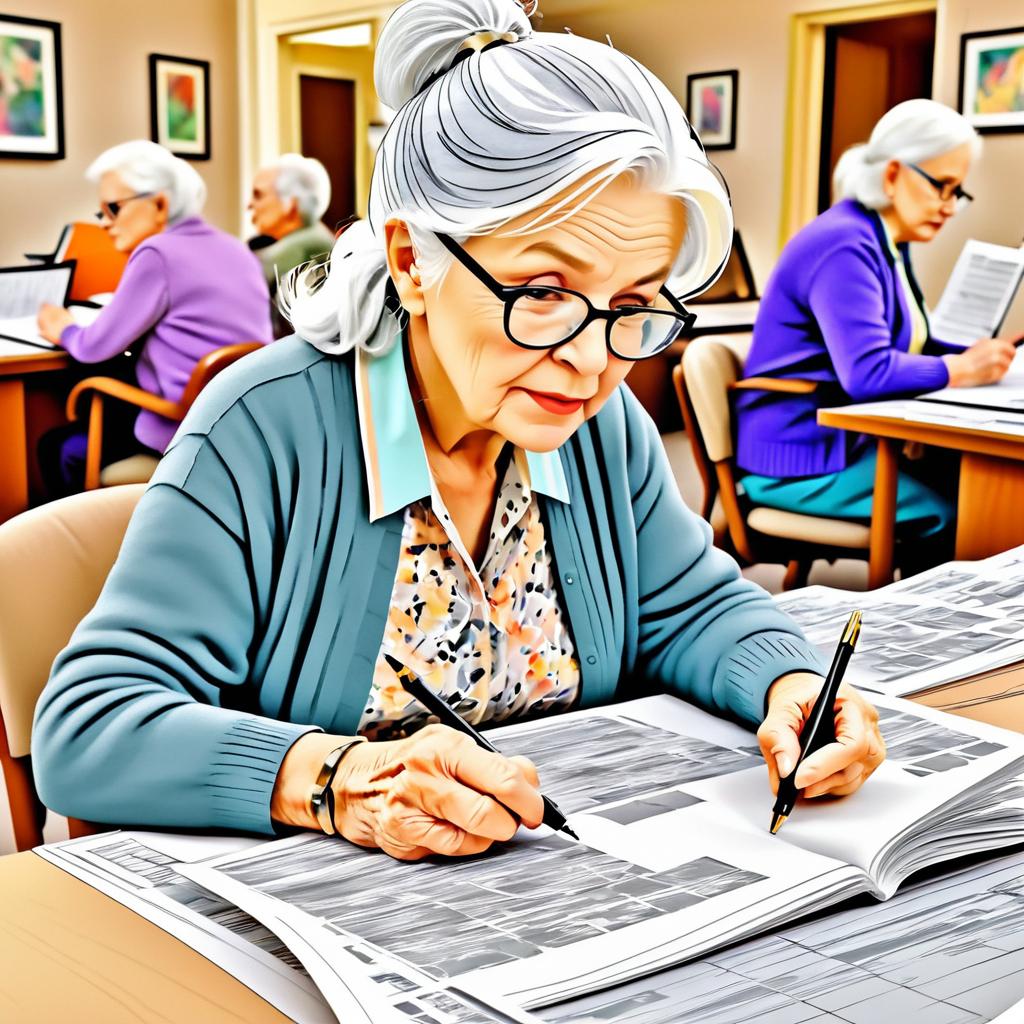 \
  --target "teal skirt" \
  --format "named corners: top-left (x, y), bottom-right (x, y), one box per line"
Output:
top-left (740, 450), bottom-right (953, 538)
